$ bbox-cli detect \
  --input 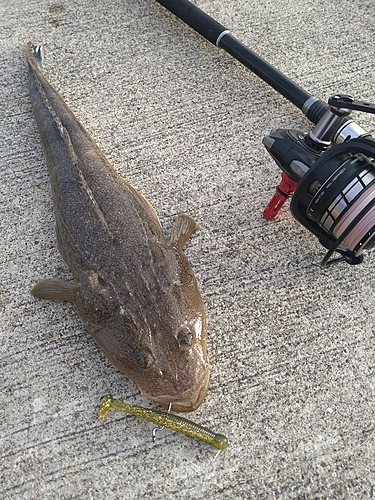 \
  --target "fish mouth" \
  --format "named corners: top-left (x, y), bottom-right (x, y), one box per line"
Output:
top-left (149, 370), bottom-right (210, 413)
